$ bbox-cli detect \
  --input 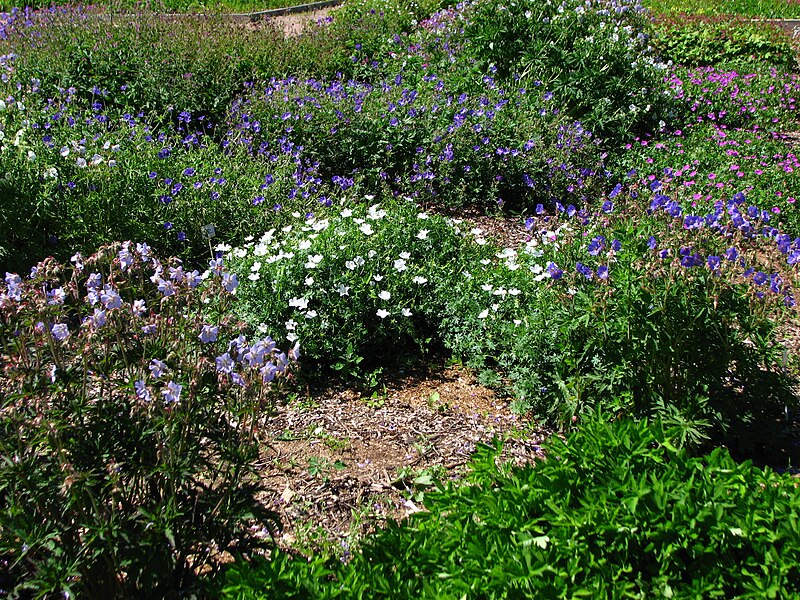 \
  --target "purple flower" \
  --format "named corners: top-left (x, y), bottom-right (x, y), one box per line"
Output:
top-left (162, 381), bottom-right (182, 404)
top-left (753, 271), bottom-right (768, 285)
top-left (157, 278), bottom-right (175, 297)
top-left (149, 359), bottom-right (168, 378)
top-left (51, 323), bottom-right (69, 341)
top-left (596, 266), bottom-right (609, 280)
top-left (547, 262), bottom-right (563, 280)
top-left (602, 200), bottom-right (615, 213)
top-left (132, 299), bottom-right (147, 317)
top-left (222, 273), bottom-right (238, 293)
top-left (216, 352), bottom-right (235, 374)
top-left (647, 236), bottom-right (657, 250)
top-left (576, 262), bottom-right (593, 279)
top-left (142, 323), bottom-right (157, 335)
top-left (134, 379), bottom-right (151, 402)
top-left (608, 183), bottom-right (622, 199)
top-left (707, 256), bottom-right (721, 271)
top-left (100, 285), bottom-right (122, 310)
top-left (199, 324), bottom-right (219, 344)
